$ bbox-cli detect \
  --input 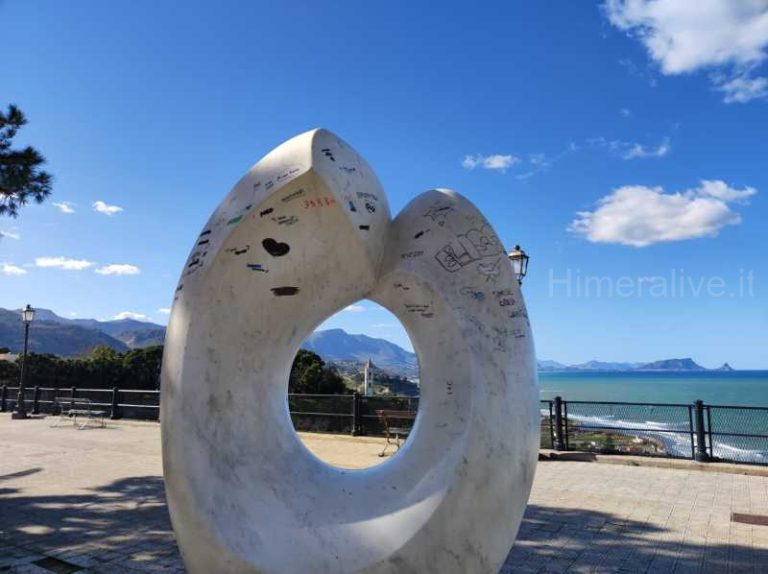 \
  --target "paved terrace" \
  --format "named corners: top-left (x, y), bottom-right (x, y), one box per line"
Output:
top-left (1, 415), bottom-right (767, 573)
